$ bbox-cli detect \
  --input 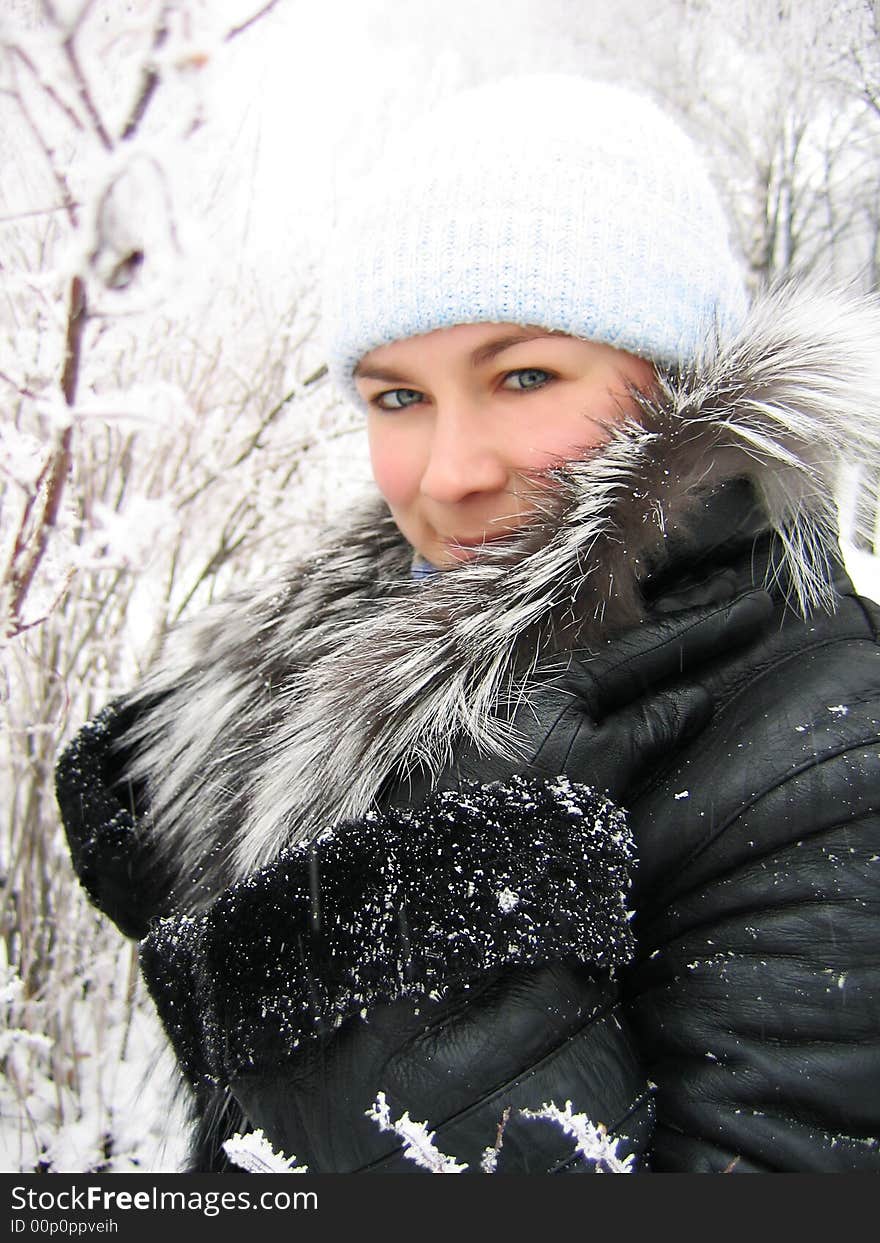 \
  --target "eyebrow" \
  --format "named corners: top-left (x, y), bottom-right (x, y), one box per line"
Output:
top-left (353, 330), bottom-right (566, 383)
